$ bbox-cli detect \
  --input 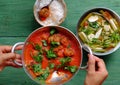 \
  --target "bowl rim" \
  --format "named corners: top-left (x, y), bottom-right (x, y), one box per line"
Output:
top-left (76, 7), bottom-right (120, 56)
